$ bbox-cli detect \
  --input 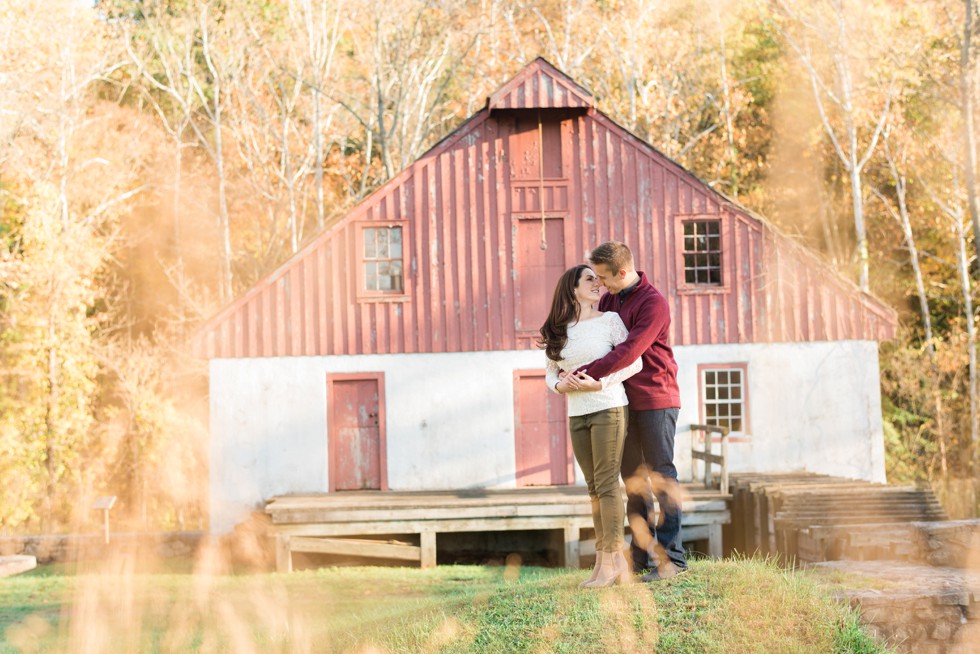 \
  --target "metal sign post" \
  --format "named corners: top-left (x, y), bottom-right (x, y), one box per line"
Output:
top-left (92, 496), bottom-right (117, 544)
